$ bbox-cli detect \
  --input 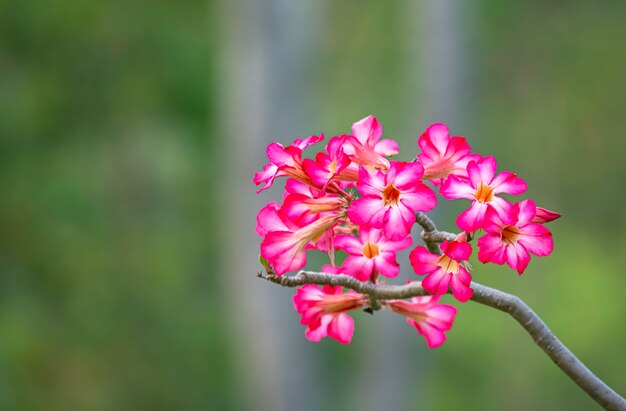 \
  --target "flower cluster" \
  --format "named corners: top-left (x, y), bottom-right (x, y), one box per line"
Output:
top-left (255, 116), bottom-right (559, 346)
